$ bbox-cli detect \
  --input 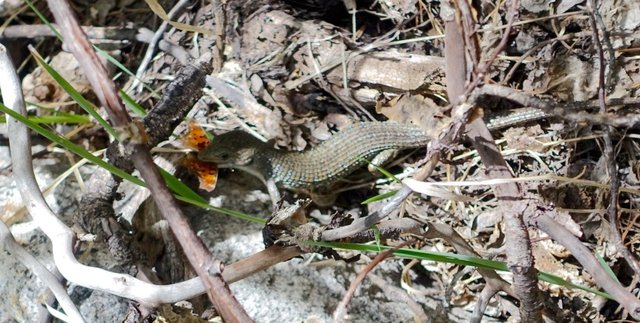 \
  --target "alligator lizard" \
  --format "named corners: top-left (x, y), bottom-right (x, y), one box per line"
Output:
top-left (198, 108), bottom-right (548, 190)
